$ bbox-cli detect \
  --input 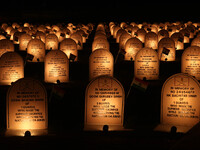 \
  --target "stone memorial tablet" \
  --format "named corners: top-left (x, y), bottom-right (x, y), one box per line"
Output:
top-left (144, 31), bottom-right (158, 50)
top-left (0, 52), bottom-right (24, 85)
top-left (60, 38), bottom-right (78, 61)
top-left (158, 37), bottom-right (175, 61)
top-left (92, 37), bottom-right (110, 52)
top-left (27, 39), bottom-right (45, 62)
top-left (85, 75), bottom-right (125, 131)
top-left (6, 78), bottom-right (48, 136)
top-left (89, 49), bottom-right (114, 80)
top-left (45, 50), bottom-right (69, 83)
top-left (70, 32), bottom-right (83, 50)
top-left (158, 73), bottom-right (200, 132)
top-left (191, 37), bottom-right (200, 47)
top-left (45, 34), bottom-right (59, 50)
top-left (0, 39), bottom-right (14, 57)
top-left (134, 48), bottom-right (159, 80)
top-left (181, 46), bottom-right (200, 80)
top-left (158, 29), bottom-right (169, 41)
top-left (119, 32), bottom-right (131, 50)
top-left (171, 32), bottom-right (184, 50)
top-left (19, 33), bottom-right (32, 51)
top-left (124, 37), bottom-right (143, 61)
top-left (136, 28), bottom-right (146, 43)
